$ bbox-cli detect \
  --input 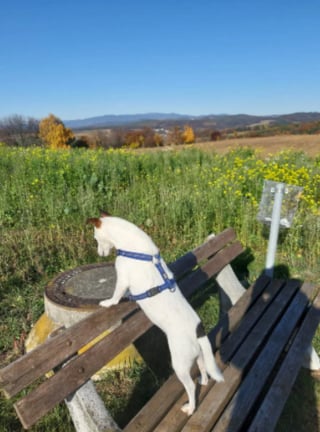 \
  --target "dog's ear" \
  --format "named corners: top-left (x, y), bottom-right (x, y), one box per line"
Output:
top-left (100, 209), bottom-right (111, 217)
top-left (86, 217), bottom-right (102, 228)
